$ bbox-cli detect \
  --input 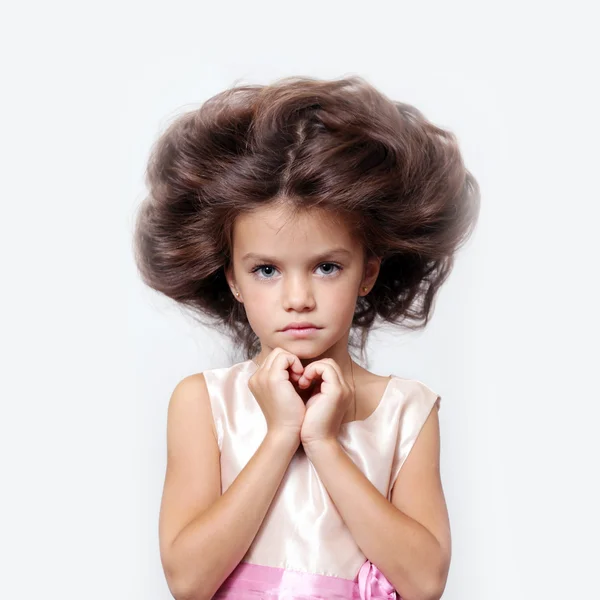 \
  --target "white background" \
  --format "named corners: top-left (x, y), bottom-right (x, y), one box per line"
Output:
top-left (1, 1), bottom-right (598, 598)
